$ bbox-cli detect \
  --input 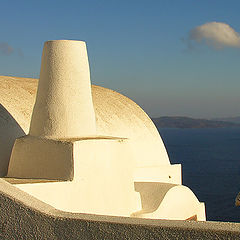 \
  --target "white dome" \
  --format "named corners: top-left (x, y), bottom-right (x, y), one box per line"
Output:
top-left (0, 76), bottom-right (170, 176)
